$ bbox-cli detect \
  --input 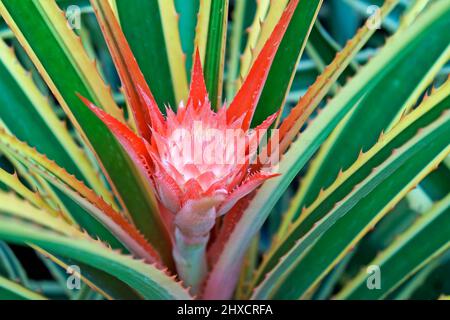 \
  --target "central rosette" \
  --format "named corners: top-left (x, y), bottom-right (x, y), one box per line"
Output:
top-left (147, 99), bottom-right (277, 243)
